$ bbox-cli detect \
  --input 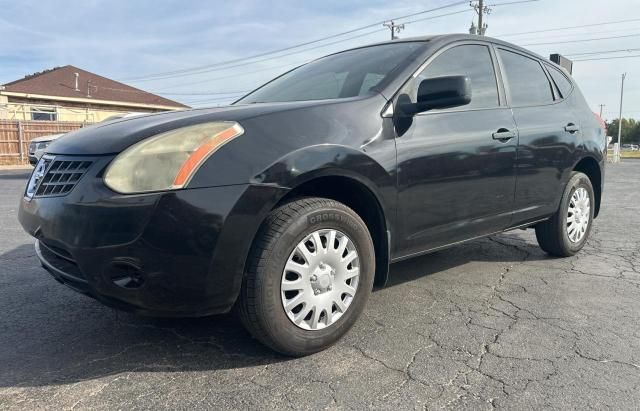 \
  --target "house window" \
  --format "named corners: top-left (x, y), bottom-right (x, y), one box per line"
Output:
top-left (31, 107), bottom-right (57, 121)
